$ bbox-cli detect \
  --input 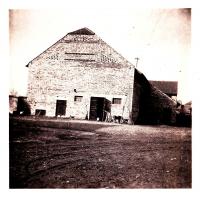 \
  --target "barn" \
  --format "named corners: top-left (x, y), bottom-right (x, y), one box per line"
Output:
top-left (26, 27), bottom-right (176, 124)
